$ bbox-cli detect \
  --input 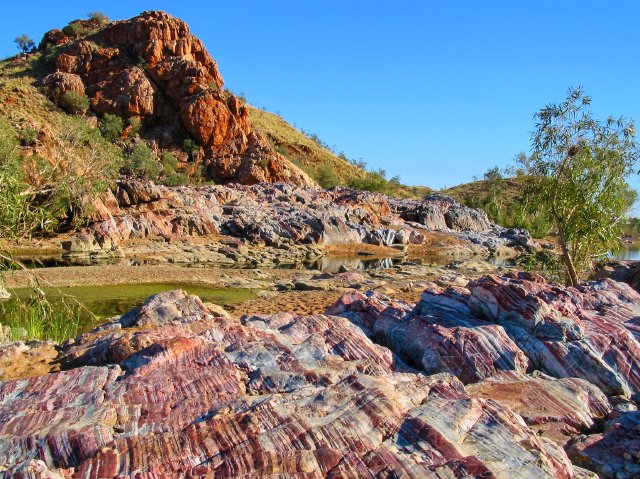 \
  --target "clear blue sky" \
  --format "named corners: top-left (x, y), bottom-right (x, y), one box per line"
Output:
top-left (2, 1), bottom-right (640, 200)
